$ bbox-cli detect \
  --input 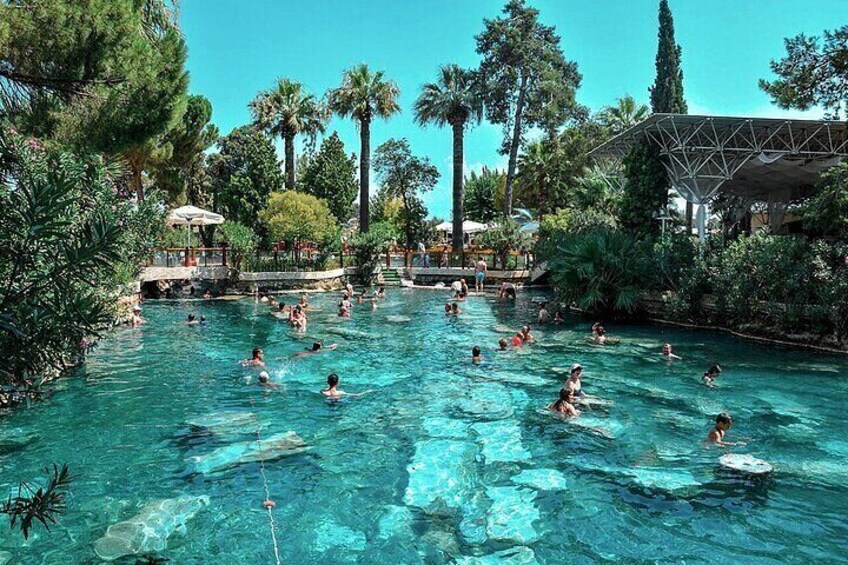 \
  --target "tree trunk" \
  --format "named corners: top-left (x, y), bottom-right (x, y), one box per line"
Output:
top-left (503, 74), bottom-right (528, 217)
top-left (130, 155), bottom-right (144, 202)
top-left (359, 118), bottom-right (371, 232)
top-left (284, 132), bottom-right (296, 190)
top-left (685, 201), bottom-right (693, 234)
top-left (452, 120), bottom-right (465, 253)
